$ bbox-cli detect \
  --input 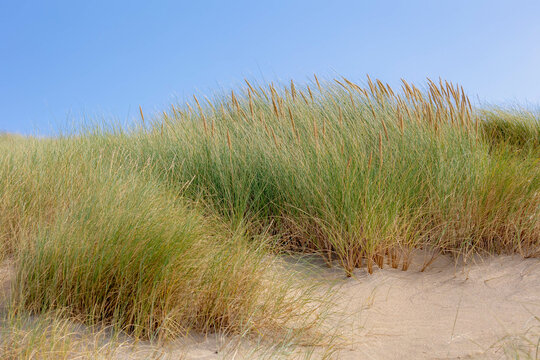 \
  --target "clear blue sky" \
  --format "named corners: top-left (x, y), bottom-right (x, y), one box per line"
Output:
top-left (1, 0), bottom-right (539, 135)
